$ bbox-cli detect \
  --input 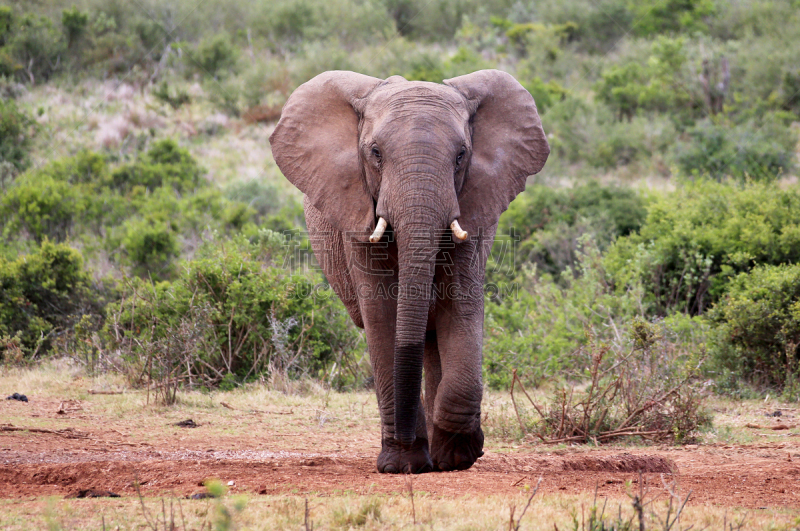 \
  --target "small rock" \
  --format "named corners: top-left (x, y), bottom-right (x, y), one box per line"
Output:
top-left (5, 393), bottom-right (28, 402)
top-left (227, 480), bottom-right (235, 486)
